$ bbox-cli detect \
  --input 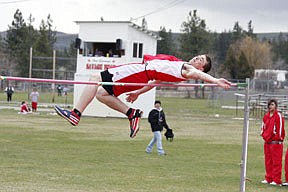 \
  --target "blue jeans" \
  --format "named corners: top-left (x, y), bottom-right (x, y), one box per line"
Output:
top-left (146, 131), bottom-right (165, 155)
